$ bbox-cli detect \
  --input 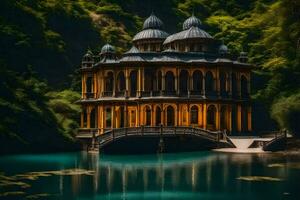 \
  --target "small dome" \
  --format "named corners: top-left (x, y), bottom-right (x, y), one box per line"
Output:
top-left (101, 43), bottom-right (115, 54)
top-left (183, 15), bottom-right (202, 30)
top-left (83, 49), bottom-right (93, 58)
top-left (143, 13), bottom-right (164, 30)
top-left (219, 43), bottom-right (229, 54)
